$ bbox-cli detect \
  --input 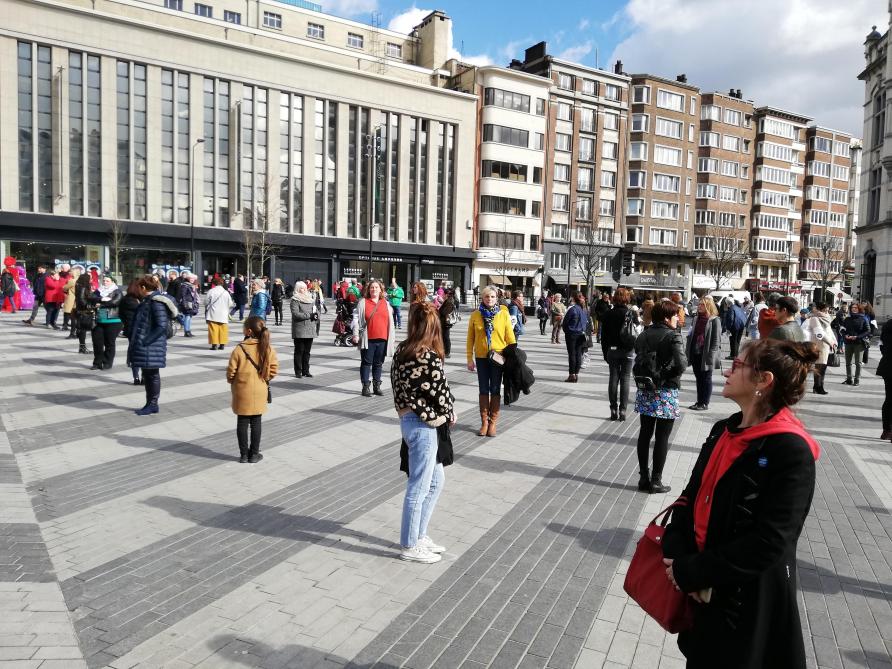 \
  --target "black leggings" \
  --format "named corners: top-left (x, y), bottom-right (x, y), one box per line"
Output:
top-left (637, 415), bottom-right (674, 476)
top-left (237, 415), bottom-right (262, 454)
top-left (273, 302), bottom-right (283, 324)
top-left (884, 377), bottom-right (892, 431)
top-left (565, 332), bottom-right (585, 374)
